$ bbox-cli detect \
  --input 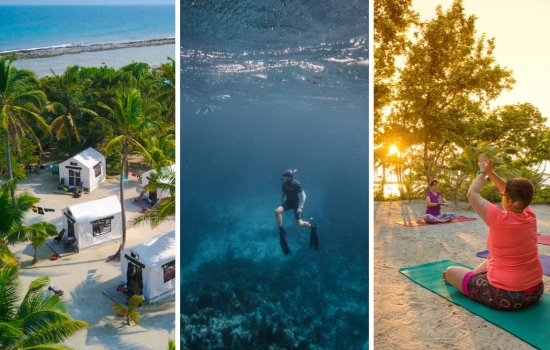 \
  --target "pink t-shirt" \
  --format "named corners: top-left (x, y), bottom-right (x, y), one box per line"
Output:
top-left (485, 204), bottom-right (542, 291)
